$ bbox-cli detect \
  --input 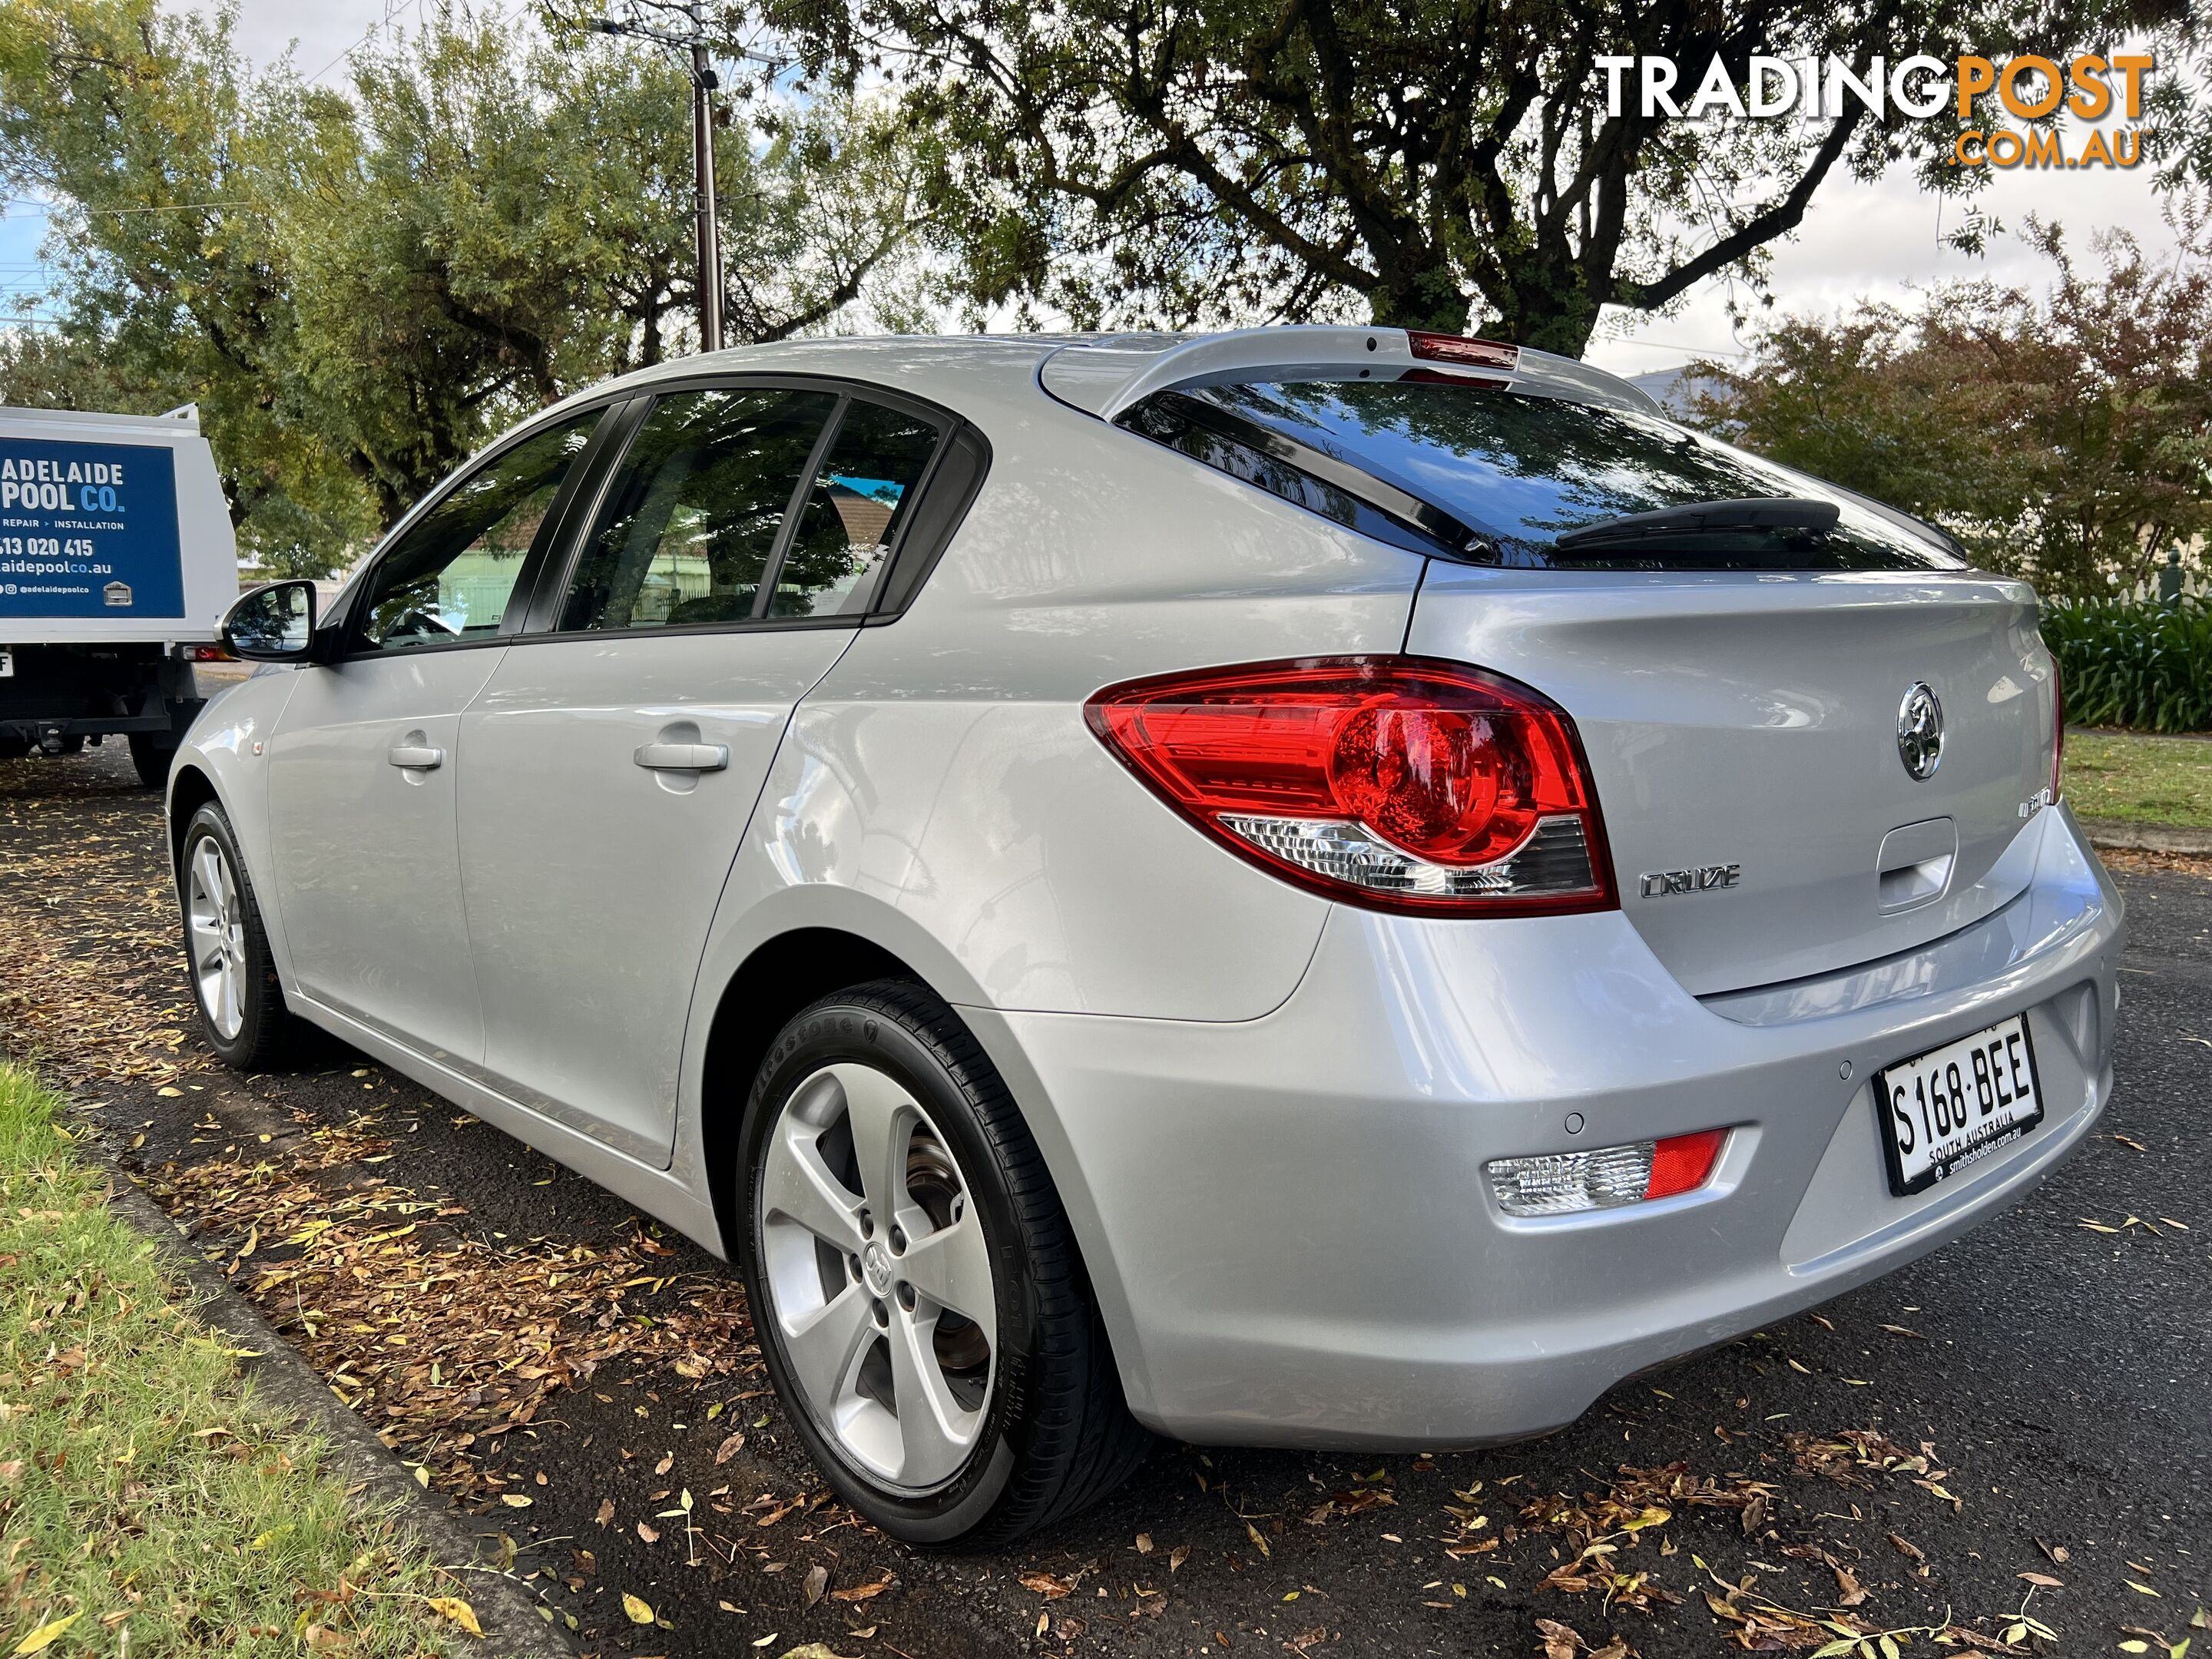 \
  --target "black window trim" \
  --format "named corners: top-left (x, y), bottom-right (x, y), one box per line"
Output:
top-left (324, 370), bottom-right (992, 659)
top-left (325, 393), bottom-right (636, 662)
top-left (518, 370), bottom-right (987, 645)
